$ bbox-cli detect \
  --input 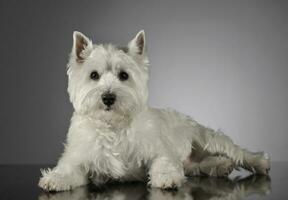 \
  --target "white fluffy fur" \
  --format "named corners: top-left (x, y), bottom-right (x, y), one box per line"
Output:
top-left (39, 30), bottom-right (270, 191)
